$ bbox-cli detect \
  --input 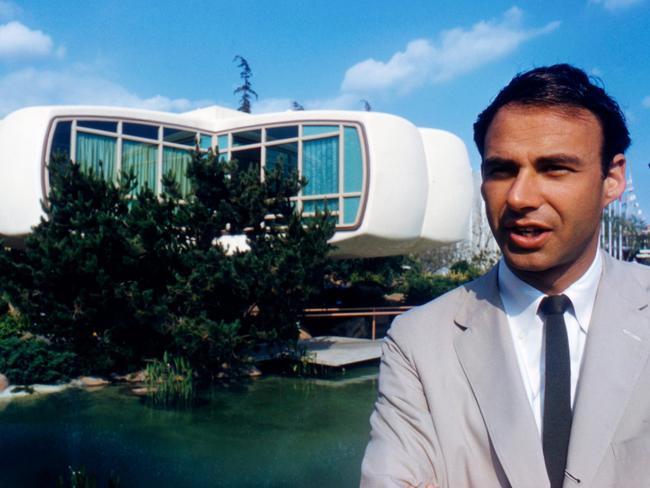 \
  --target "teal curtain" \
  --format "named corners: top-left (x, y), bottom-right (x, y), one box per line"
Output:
top-left (302, 136), bottom-right (339, 196)
top-left (163, 147), bottom-right (191, 197)
top-left (266, 143), bottom-right (298, 176)
top-left (76, 132), bottom-right (117, 181)
top-left (122, 140), bottom-right (158, 193)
